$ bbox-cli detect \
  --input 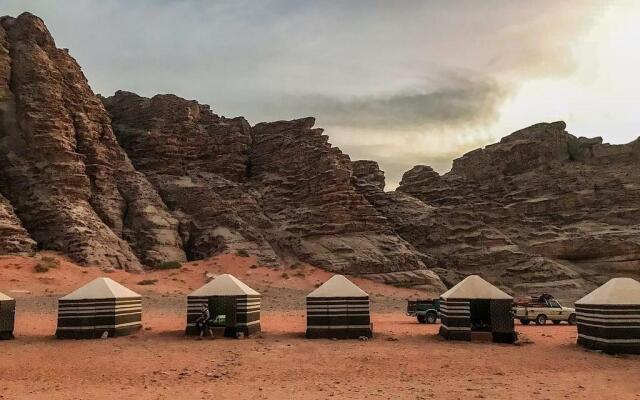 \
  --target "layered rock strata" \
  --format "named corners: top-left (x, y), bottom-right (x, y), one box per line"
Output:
top-left (248, 119), bottom-right (444, 290)
top-left (1, 13), bottom-right (637, 296)
top-left (104, 97), bottom-right (445, 289)
top-left (0, 193), bottom-right (35, 254)
top-left (0, 13), bottom-right (184, 270)
top-left (394, 122), bottom-right (640, 296)
top-left (103, 91), bottom-right (278, 265)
